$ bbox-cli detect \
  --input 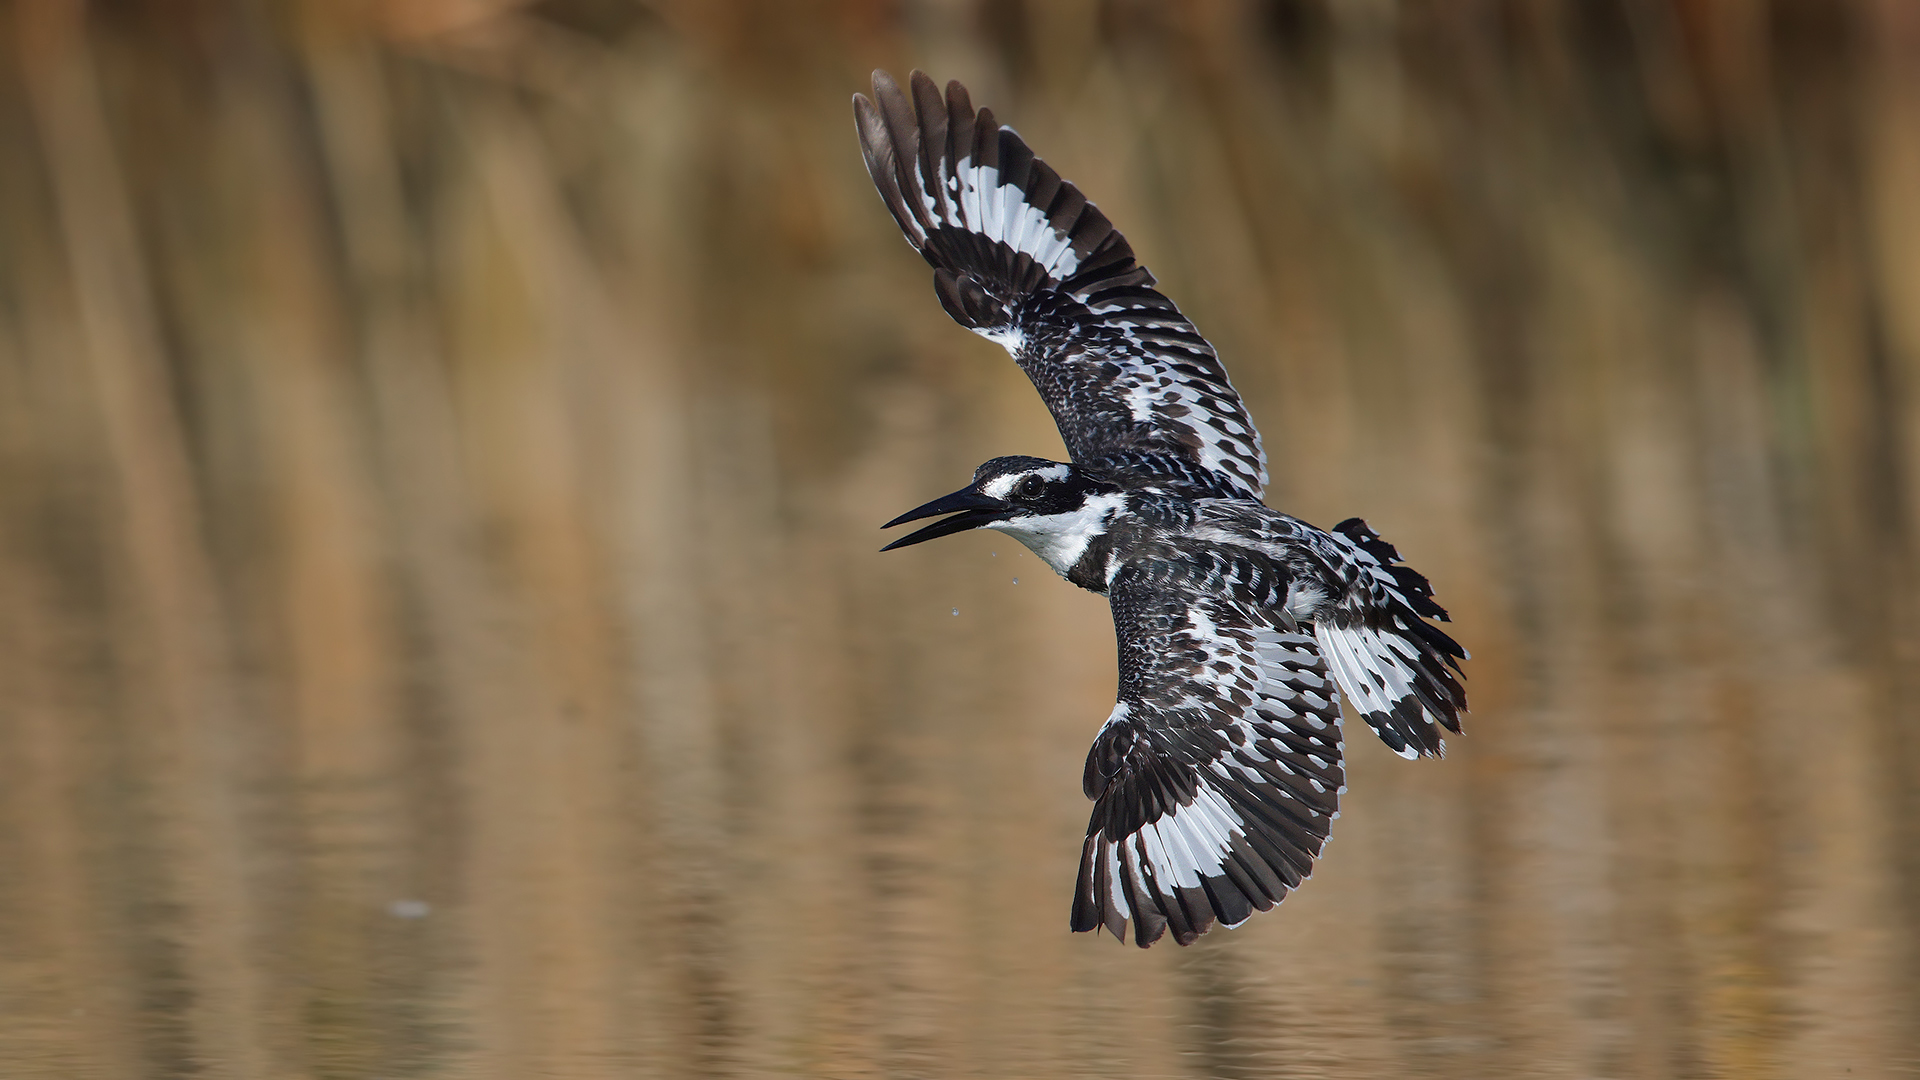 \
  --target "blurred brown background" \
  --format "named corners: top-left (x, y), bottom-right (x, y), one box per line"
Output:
top-left (2, 1), bottom-right (1917, 1077)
